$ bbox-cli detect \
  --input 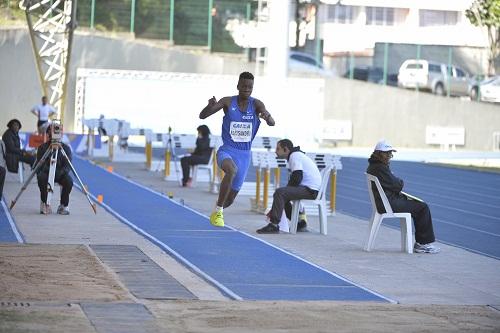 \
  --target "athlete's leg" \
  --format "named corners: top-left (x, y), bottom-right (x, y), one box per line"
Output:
top-left (217, 158), bottom-right (237, 207)
top-left (223, 189), bottom-right (239, 208)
